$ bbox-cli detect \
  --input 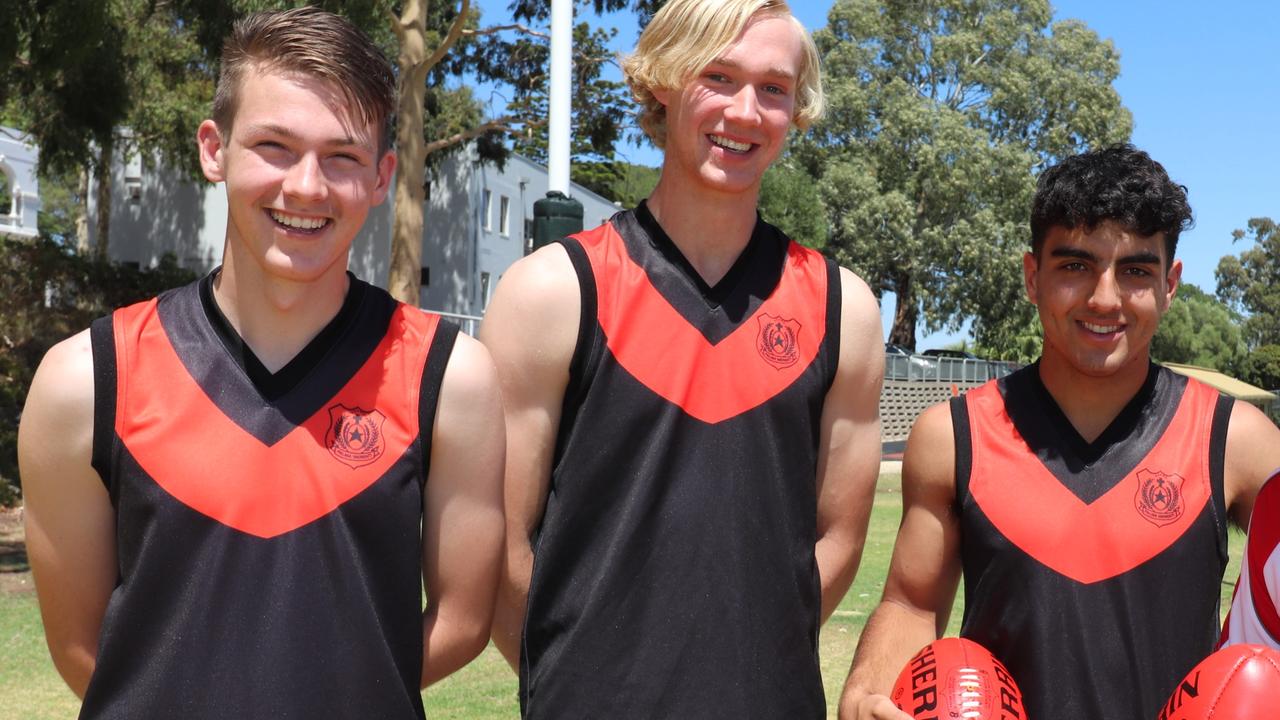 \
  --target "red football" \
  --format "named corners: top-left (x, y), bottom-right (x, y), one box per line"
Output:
top-left (890, 637), bottom-right (1025, 720)
top-left (1156, 644), bottom-right (1280, 719)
